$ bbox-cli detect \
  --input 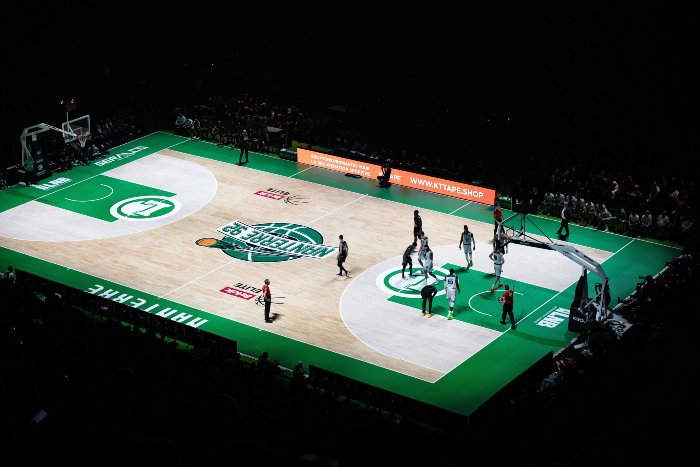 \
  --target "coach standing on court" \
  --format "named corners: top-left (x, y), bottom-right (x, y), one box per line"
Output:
top-left (499, 285), bottom-right (516, 330)
top-left (263, 279), bottom-right (273, 323)
top-left (556, 202), bottom-right (572, 237)
top-left (238, 129), bottom-right (249, 165)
